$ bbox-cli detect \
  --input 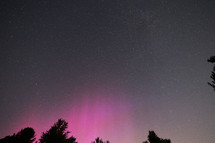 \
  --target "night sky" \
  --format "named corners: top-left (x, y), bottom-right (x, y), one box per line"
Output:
top-left (1, 0), bottom-right (215, 143)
